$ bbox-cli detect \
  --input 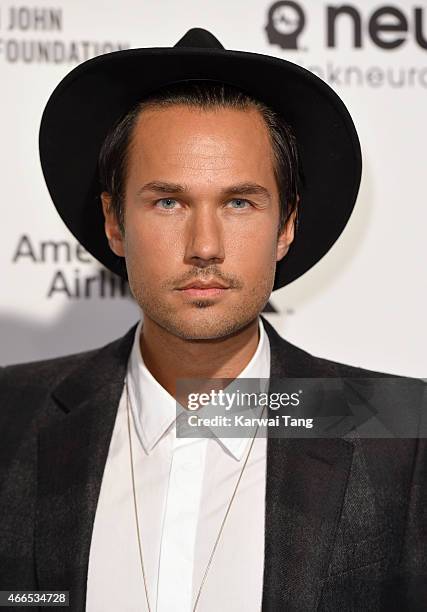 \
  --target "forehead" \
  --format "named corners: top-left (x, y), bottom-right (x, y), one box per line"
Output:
top-left (126, 104), bottom-right (276, 184)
